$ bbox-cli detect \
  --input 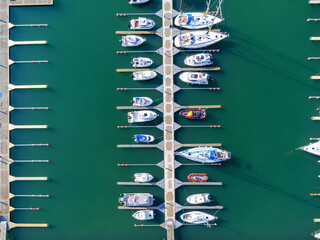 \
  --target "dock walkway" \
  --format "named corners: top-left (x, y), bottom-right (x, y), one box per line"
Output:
top-left (0, 1), bottom-right (53, 239)
top-left (162, 0), bottom-right (175, 239)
